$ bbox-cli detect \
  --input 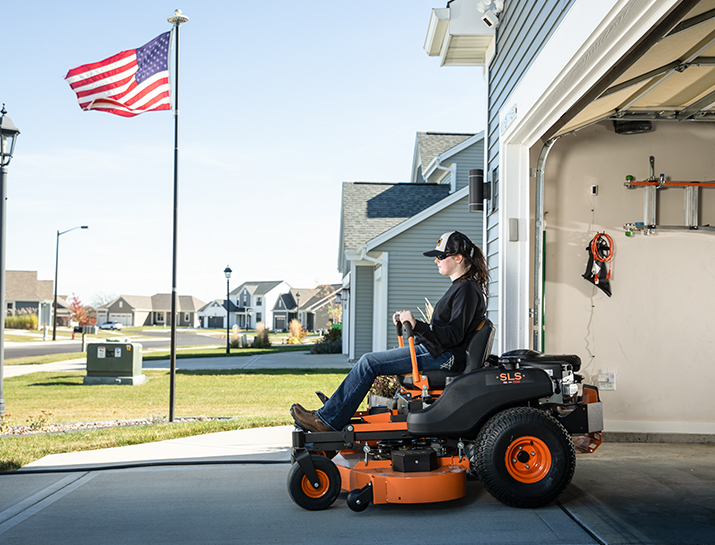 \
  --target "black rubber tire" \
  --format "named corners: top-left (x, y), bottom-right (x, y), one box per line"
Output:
top-left (474, 407), bottom-right (575, 508)
top-left (346, 488), bottom-right (371, 512)
top-left (287, 455), bottom-right (341, 511)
